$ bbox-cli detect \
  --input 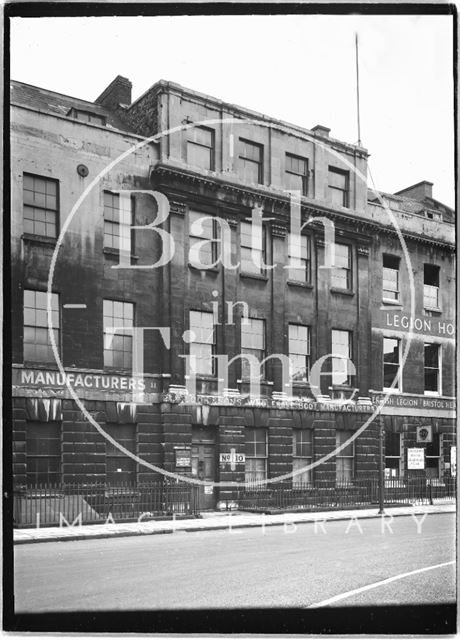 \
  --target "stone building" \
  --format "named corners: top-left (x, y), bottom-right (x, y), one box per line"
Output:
top-left (11, 76), bottom-right (456, 510)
